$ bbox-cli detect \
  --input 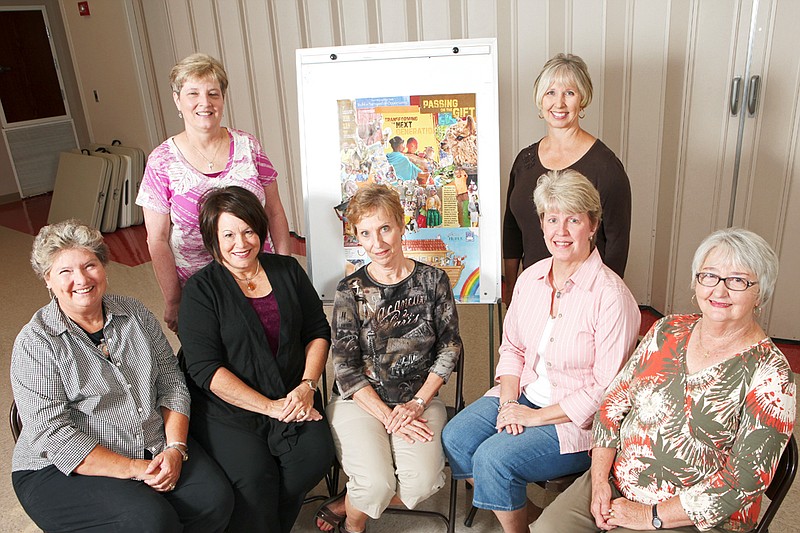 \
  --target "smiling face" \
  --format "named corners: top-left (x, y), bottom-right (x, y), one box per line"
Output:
top-left (354, 208), bottom-right (405, 270)
top-left (45, 248), bottom-right (107, 319)
top-left (695, 248), bottom-right (760, 328)
top-left (174, 75), bottom-right (224, 133)
top-left (541, 80), bottom-right (583, 130)
top-left (216, 212), bottom-right (262, 274)
top-left (540, 210), bottom-right (596, 267)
